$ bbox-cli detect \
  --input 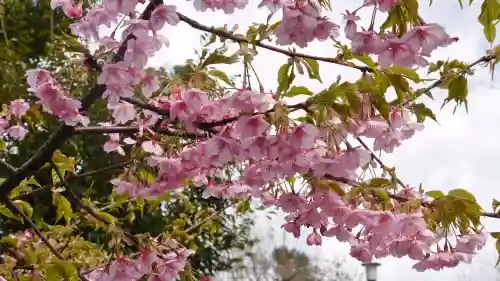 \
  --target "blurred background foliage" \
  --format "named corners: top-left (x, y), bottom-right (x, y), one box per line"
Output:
top-left (0, 0), bottom-right (256, 277)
